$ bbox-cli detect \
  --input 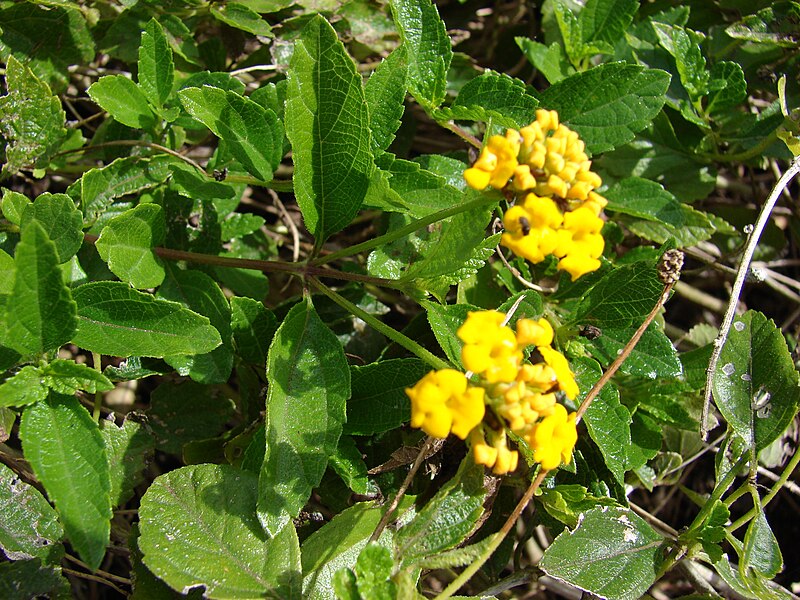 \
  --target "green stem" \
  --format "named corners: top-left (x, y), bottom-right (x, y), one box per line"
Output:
top-left (91, 351), bottom-right (103, 421)
top-left (699, 130), bottom-right (779, 164)
top-left (682, 454), bottom-right (749, 540)
top-left (309, 278), bottom-right (451, 371)
top-left (723, 479), bottom-right (752, 508)
top-left (311, 195), bottom-right (499, 266)
top-left (727, 442), bottom-right (800, 533)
